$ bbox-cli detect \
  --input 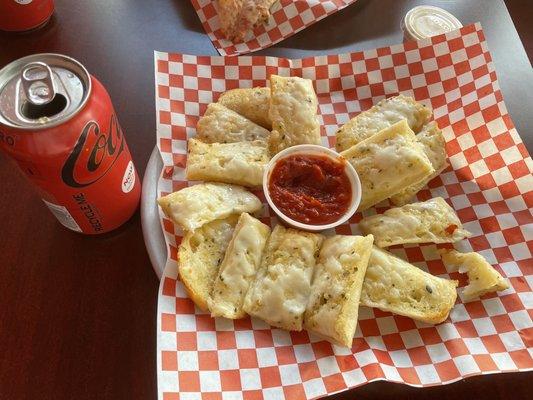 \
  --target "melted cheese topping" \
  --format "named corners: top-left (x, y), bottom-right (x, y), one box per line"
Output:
top-left (186, 138), bottom-right (269, 187)
top-left (359, 197), bottom-right (471, 247)
top-left (158, 183), bottom-right (262, 231)
top-left (196, 103), bottom-right (270, 144)
top-left (218, 87), bottom-right (272, 129)
top-left (369, 135), bottom-right (420, 170)
top-left (243, 225), bottom-right (323, 330)
top-left (304, 235), bottom-right (373, 346)
top-left (391, 122), bottom-right (448, 206)
top-left (209, 213), bottom-right (270, 318)
top-left (341, 120), bottom-right (434, 211)
top-left (268, 75), bottom-right (320, 154)
top-left (311, 237), bottom-right (362, 302)
top-left (359, 197), bottom-right (470, 247)
top-left (335, 94), bottom-right (432, 151)
top-left (259, 261), bottom-right (313, 321)
top-left (361, 247), bottom-right (457, 324)
top-left (441, 250), bottom-right (510, 301)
